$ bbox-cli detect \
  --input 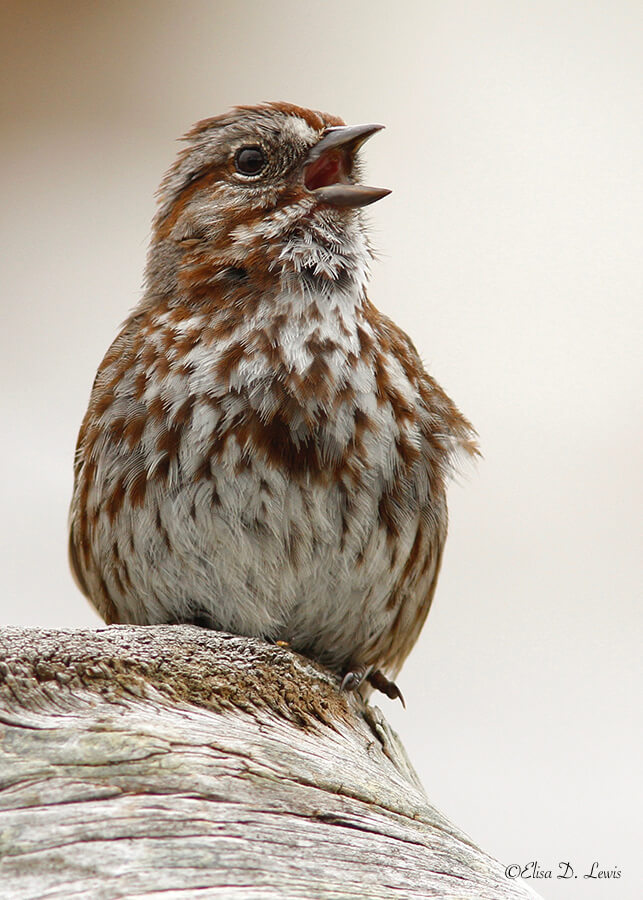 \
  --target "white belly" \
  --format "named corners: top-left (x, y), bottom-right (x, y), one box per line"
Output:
top-left (107, 456), bottom-right (420, 671)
